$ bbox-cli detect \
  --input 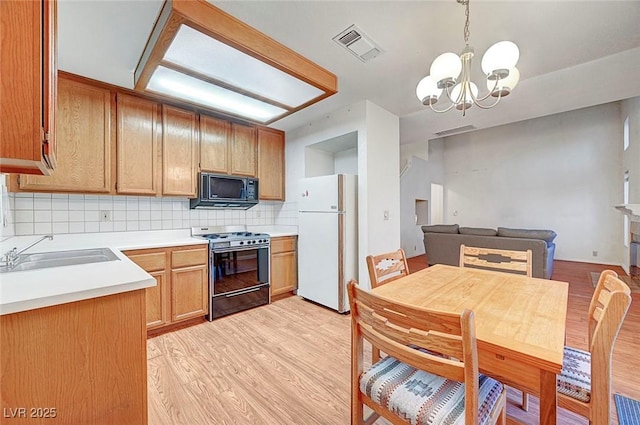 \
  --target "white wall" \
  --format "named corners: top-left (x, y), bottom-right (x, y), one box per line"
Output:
top-left (363, 101), bottom-right (401, 277)
top-left (334, 148), bottom-right (358, 174)
top-left (399, 139), bottom-right (445, 257)
top-left (285, 100), bottom-right (400, 288)
top-left (441, 102), bottom-right (622, 264)
top-left (620, 97), bottom-right (640, 271)
top-left (304, 147), bottom-right (335, 177)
